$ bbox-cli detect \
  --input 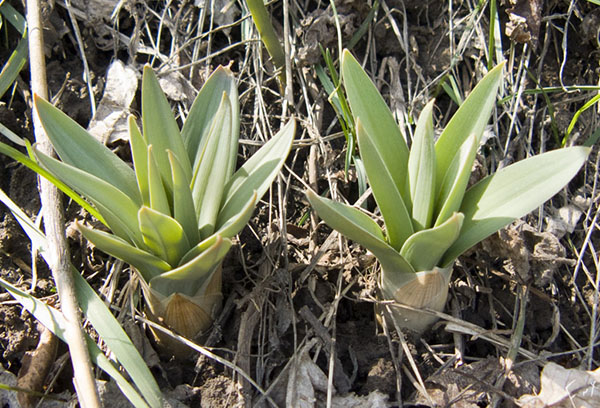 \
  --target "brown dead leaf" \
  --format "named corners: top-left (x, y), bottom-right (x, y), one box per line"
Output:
top-left (505, 0), bottom-right (543, 45)
top-left (17, 324), bottom-right (58, 408)
top-left (481, 221), bottom-right (570, 286)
